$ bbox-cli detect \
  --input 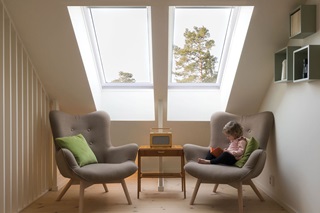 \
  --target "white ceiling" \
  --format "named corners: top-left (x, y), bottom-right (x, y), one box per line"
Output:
top-left (3, 0), bottom-right (302, 115)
